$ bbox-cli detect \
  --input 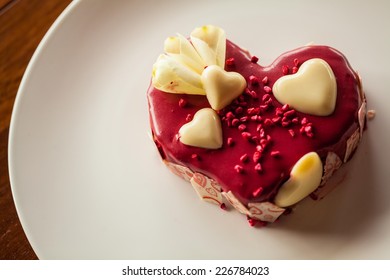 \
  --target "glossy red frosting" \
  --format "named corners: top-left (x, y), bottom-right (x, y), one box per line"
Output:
top-left (147, 40), bottom-right (361, 205)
